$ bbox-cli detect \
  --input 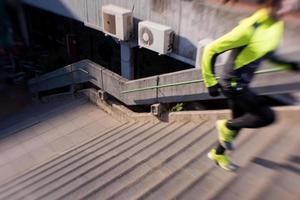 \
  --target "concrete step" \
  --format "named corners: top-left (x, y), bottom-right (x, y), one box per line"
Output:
top-left (257, 147), bottom-right (300, 199)
top-left (0, 97), bottom-right (88, 139)
top-left (174, 121), bottom-right (291, 200)
top-left (27, 121), bottom-right (191, 200)
top-left (1, 106), bottom-right (299, 200)
top-left (94, 120), bottom-right (214, 200)
top-left (253, 151), bottom-right (300, 200)
top-left (127, 128), bottom-right (252, 200)
top-left (0, 99), bottom-right (121, 186)
top-left (0, 95), bottom-right (86, 128)
top-left (211, 124), bottom-right (300, 200)
top-left (0, 122), bottom-right (130, 196)
top-left (0, 121), bottom-right (149, 200)
top-left (47, 121), bottom-right (196, 200)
